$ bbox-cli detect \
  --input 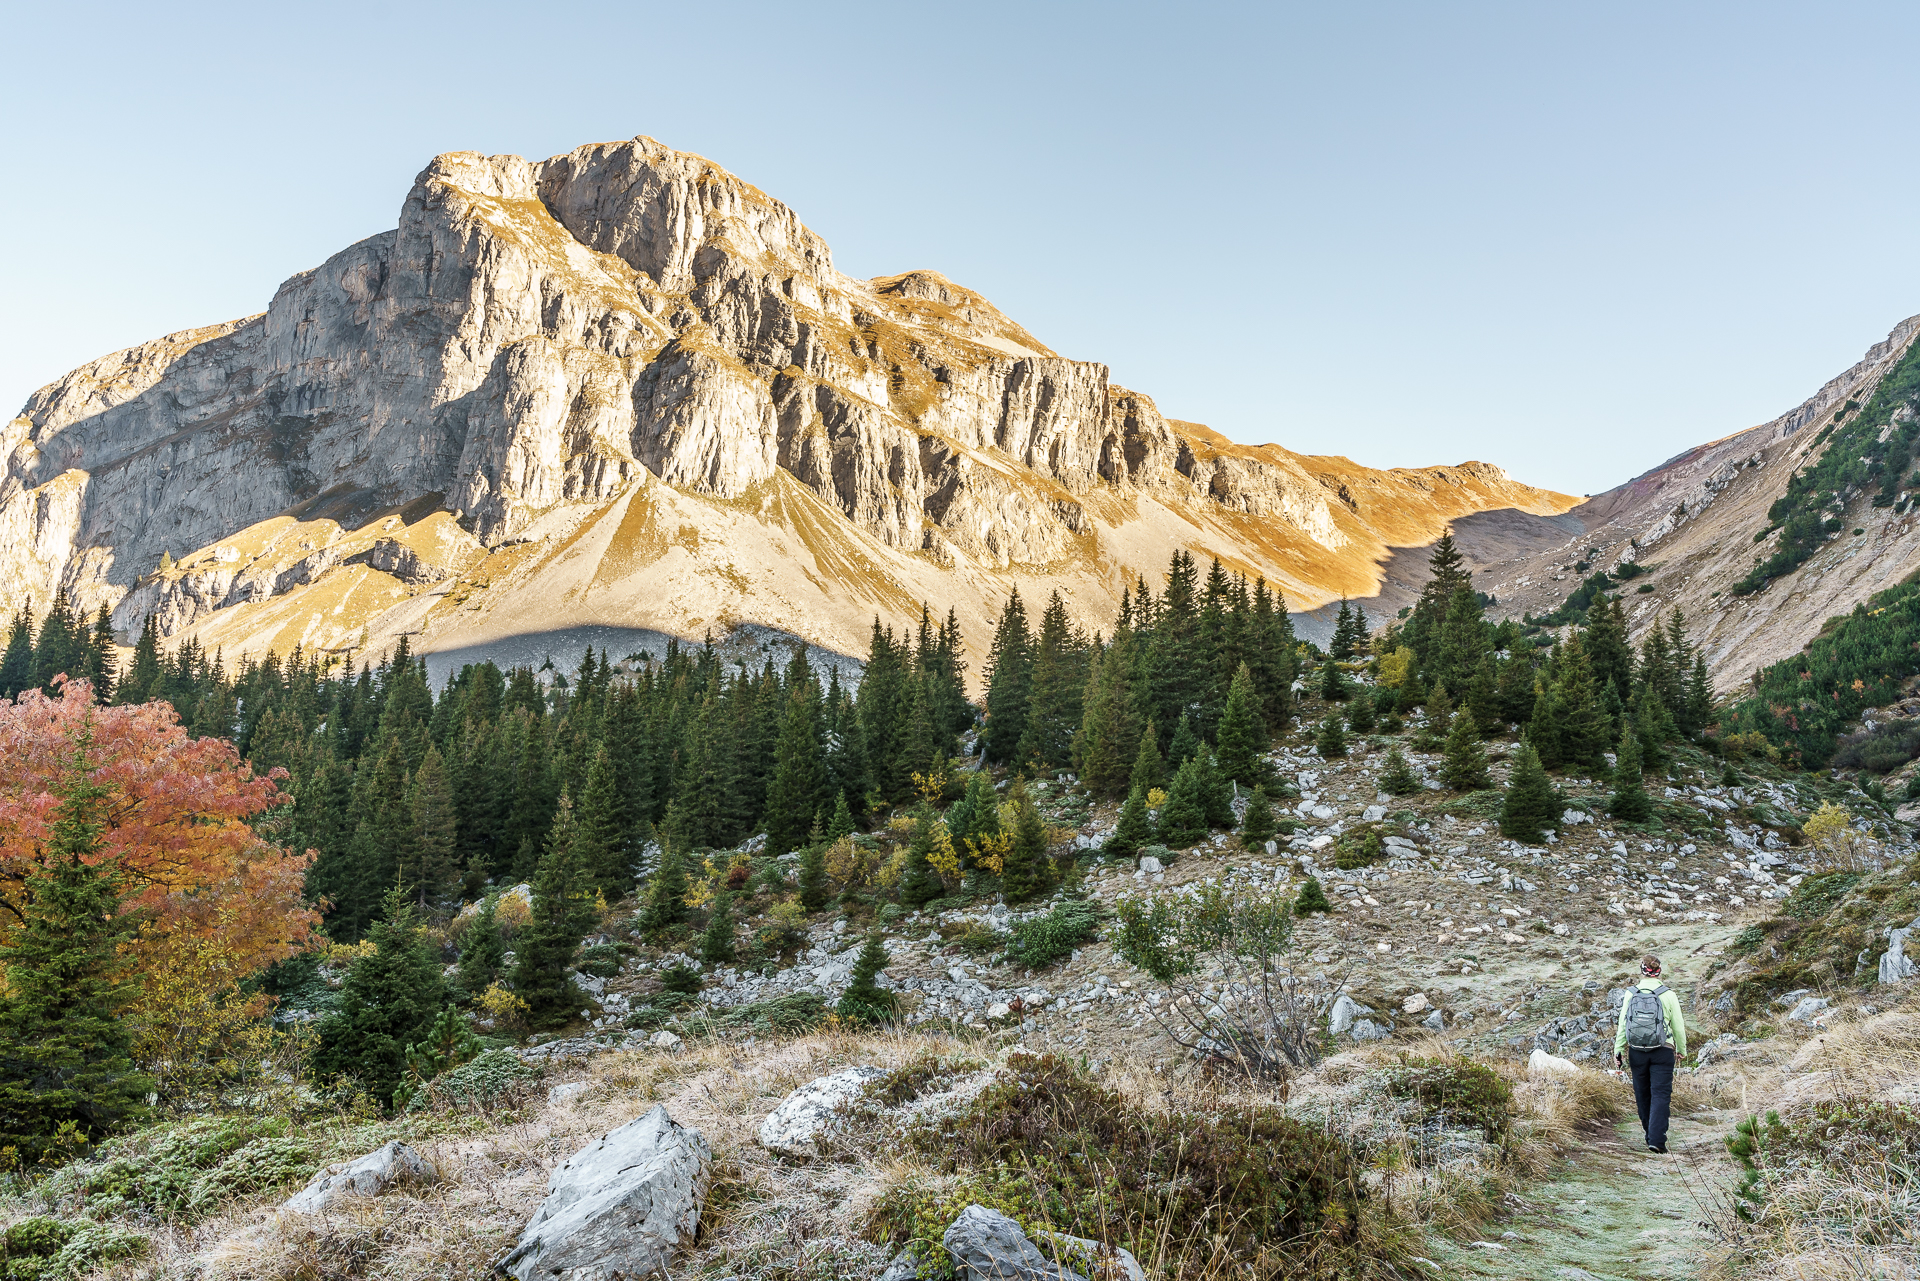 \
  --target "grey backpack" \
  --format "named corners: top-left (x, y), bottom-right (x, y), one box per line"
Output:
top-left (1624, 984), bottom-right (1671, 1050)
